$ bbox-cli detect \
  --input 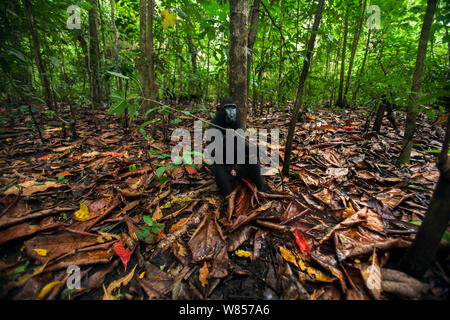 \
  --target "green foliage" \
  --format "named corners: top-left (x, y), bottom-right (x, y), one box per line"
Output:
top-left (9, 260), bottom-right (30, 281)
top-left (422, 149), bottom-right (450, 154)
top-left (409, 221), bottom-right (450, 242)
top-left (14, 260), bottom-right (29, 274)
top-left (147, 148), bottom-right (202, 184)
top-left (0, 0), bottom-right (447, 120)
top-left (136, 215), bottom-right (164, 242)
